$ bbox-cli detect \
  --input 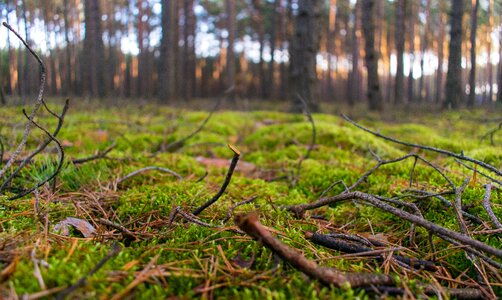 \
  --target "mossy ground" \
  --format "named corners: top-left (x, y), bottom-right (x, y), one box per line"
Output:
top-left (0, 101), bottom-right (501, 299)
